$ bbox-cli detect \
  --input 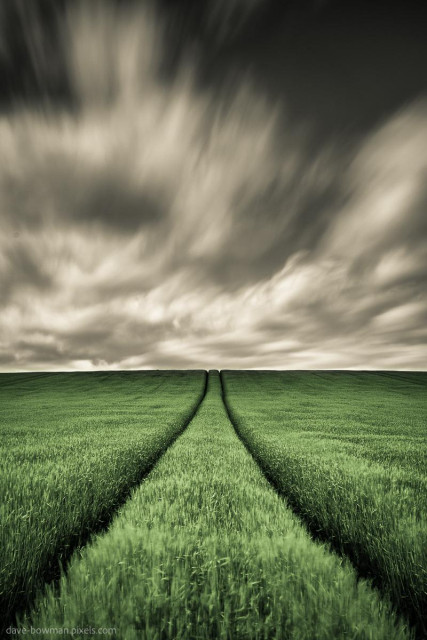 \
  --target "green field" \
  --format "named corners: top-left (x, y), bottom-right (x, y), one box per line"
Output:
top-left (222, 371), bottom-right (427, 638)
top-left (0, 371), bottom-right (206, 634)
top-left (1, 370), bottom-right (426, 639)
